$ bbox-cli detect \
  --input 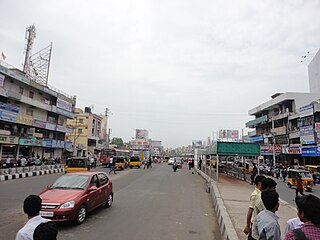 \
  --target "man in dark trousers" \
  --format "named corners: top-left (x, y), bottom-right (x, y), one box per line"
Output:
top-left (108, 157), bottom-right (116, 174)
